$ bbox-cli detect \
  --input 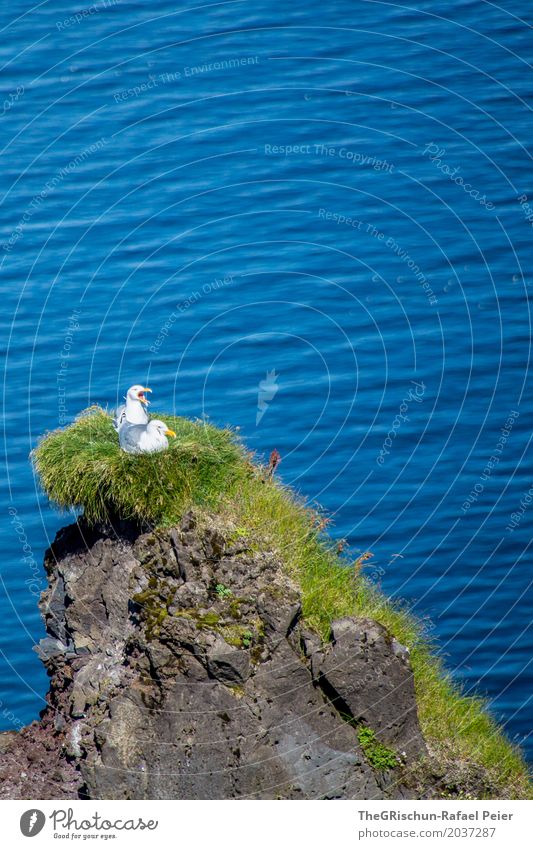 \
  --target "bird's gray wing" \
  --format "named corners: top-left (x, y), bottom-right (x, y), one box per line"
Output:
top-left (119, 423), bottom-right (146, 453)
top-left (112, 403), bottom-right (126, 432)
